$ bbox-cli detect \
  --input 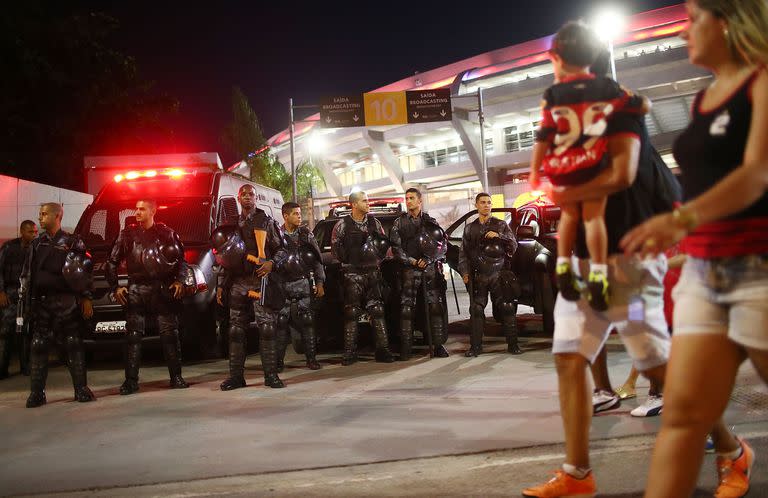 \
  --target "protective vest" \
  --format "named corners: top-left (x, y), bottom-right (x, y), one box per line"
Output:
top-left (343, 216), bottom-right (381, 267)
top-left (0, 239), bottom-right (27, 290)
